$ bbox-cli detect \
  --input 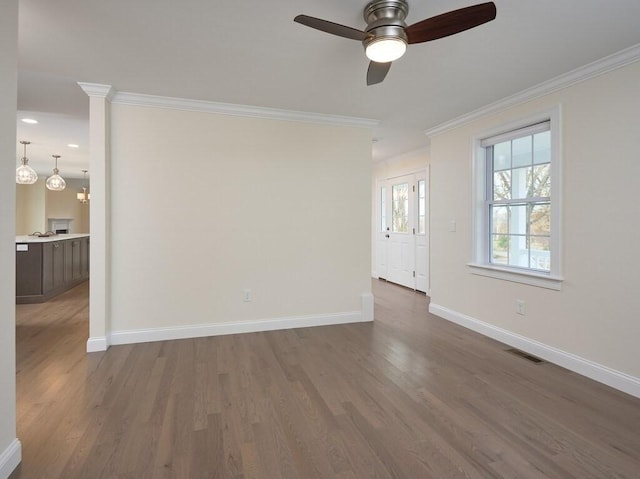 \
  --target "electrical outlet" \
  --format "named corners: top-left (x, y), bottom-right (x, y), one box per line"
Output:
top-left (516, 299), bottom-right (526, 316)
top-left (243, 289), bottom-right (252, 302)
